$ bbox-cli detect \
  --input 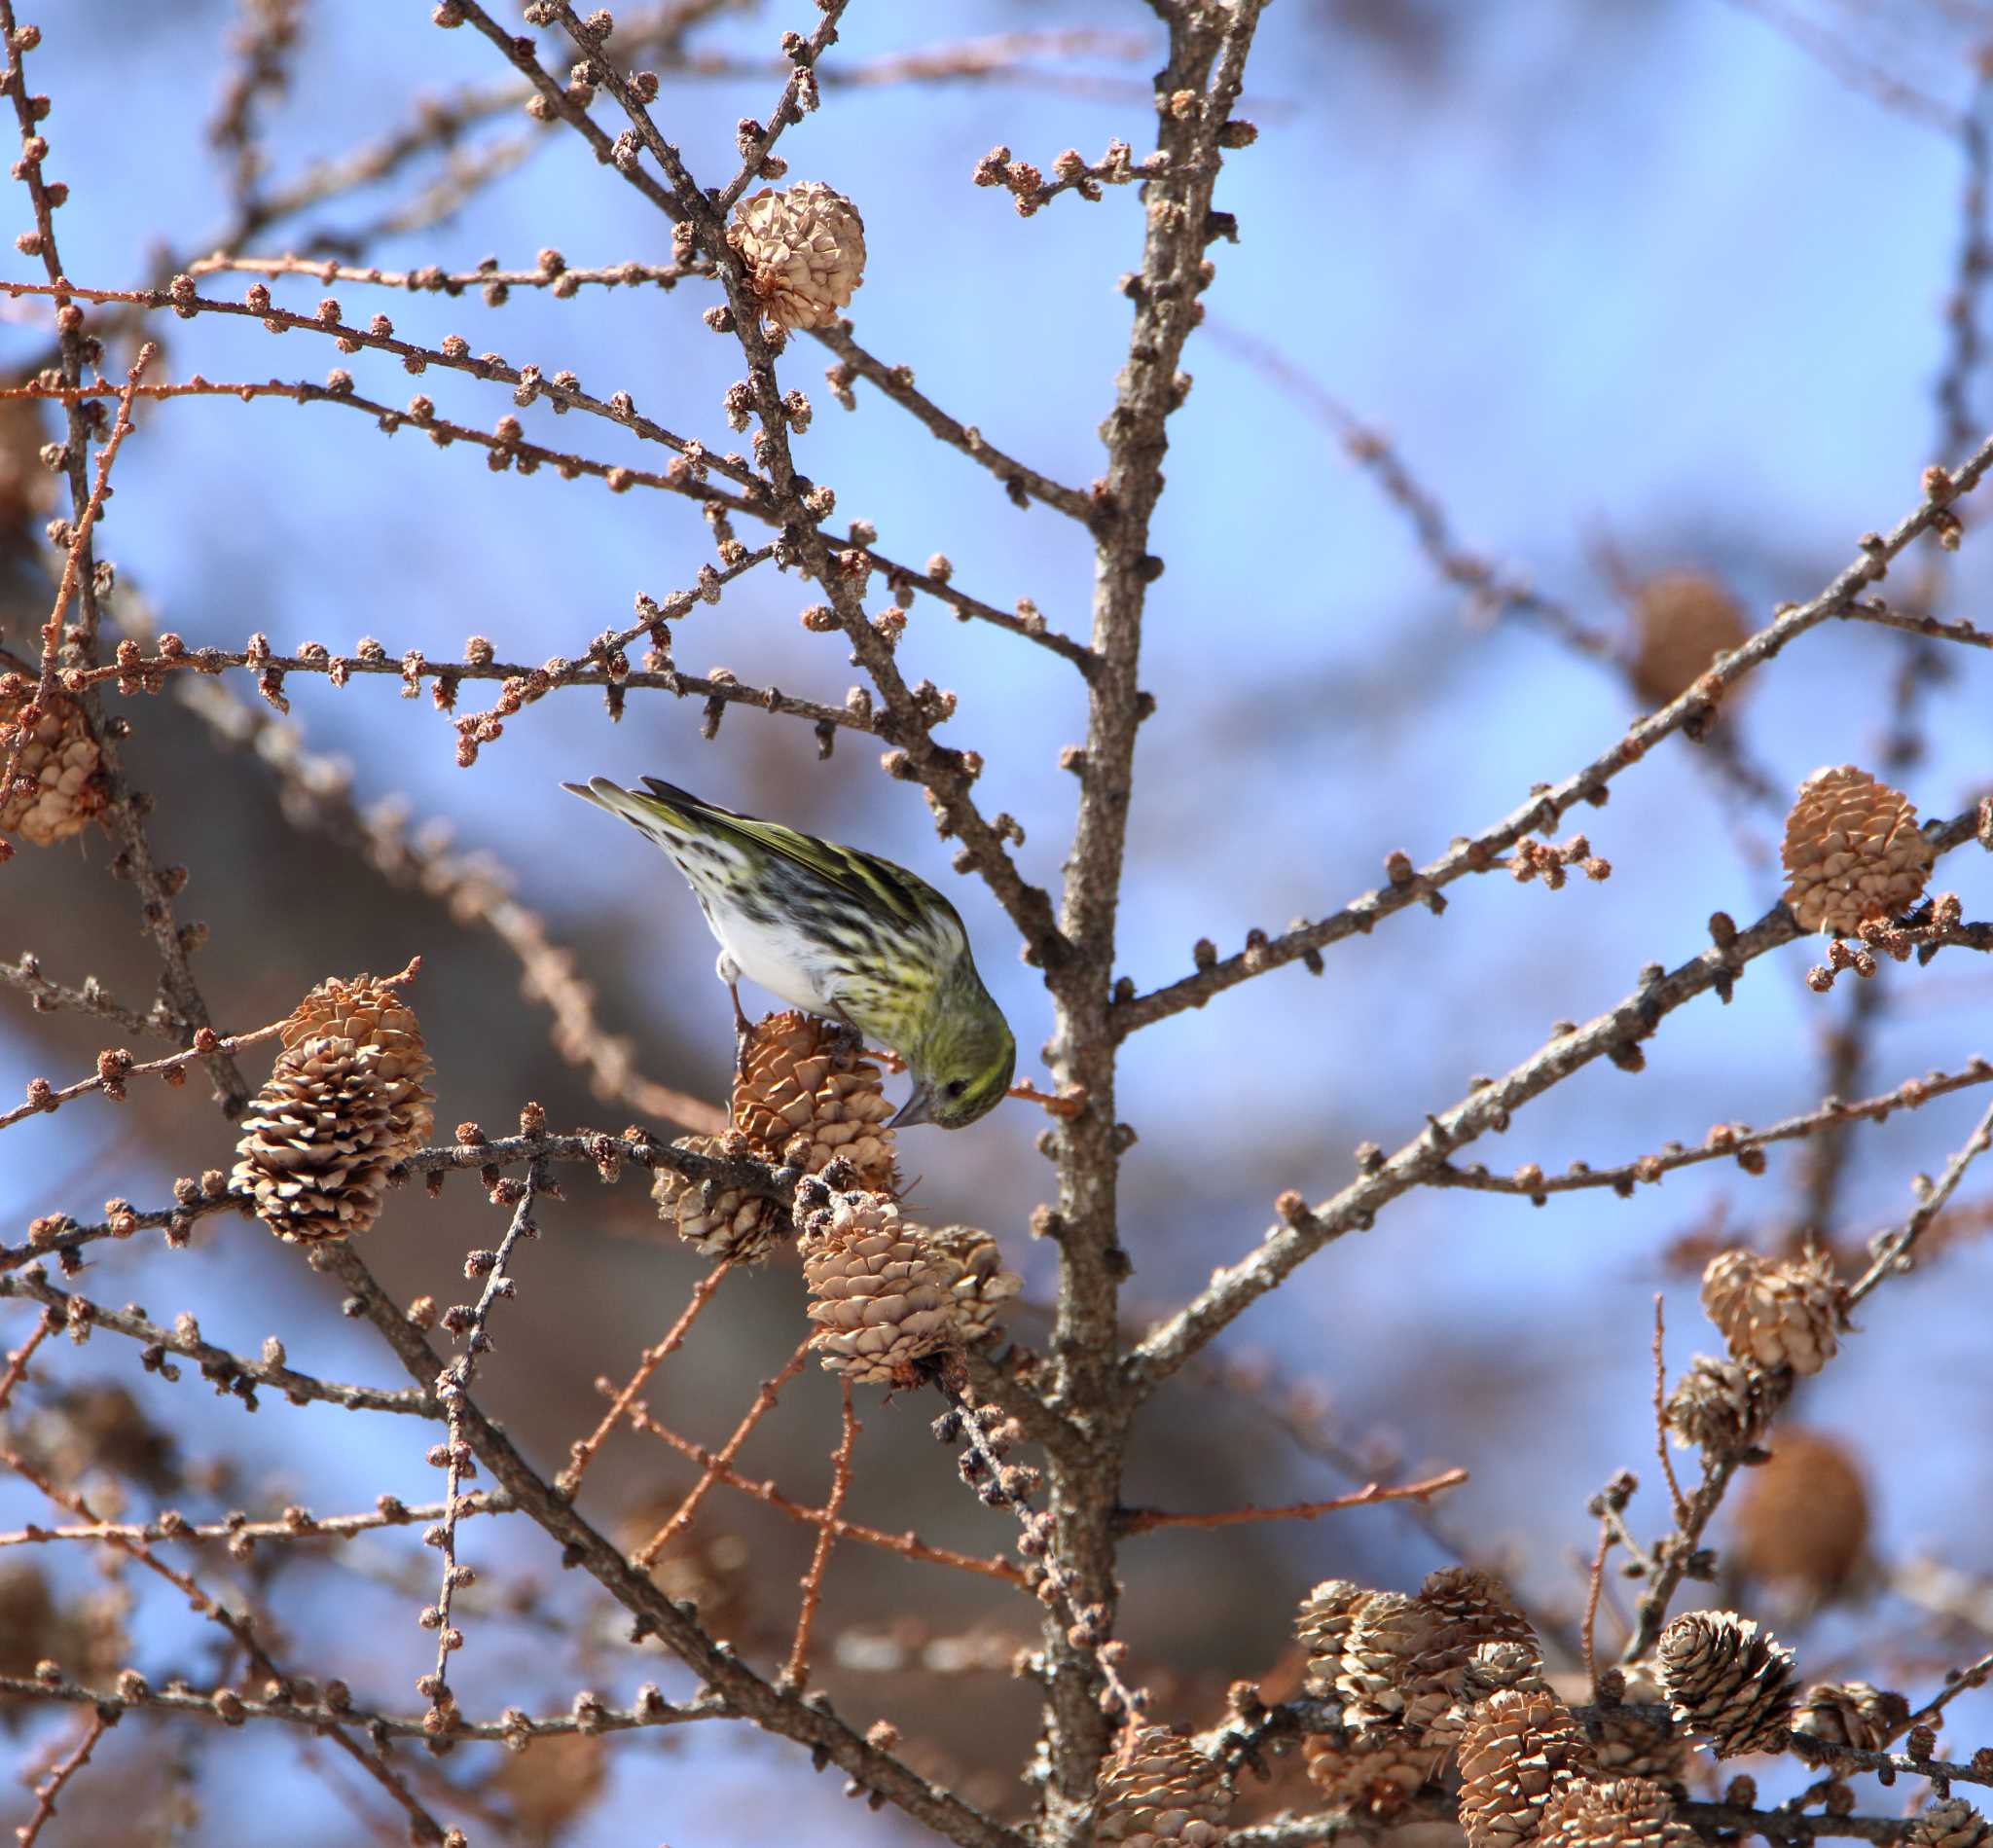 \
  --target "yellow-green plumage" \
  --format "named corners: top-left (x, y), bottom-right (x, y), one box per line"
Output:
top-left (563, 776), bottom-right (1015, 1129)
